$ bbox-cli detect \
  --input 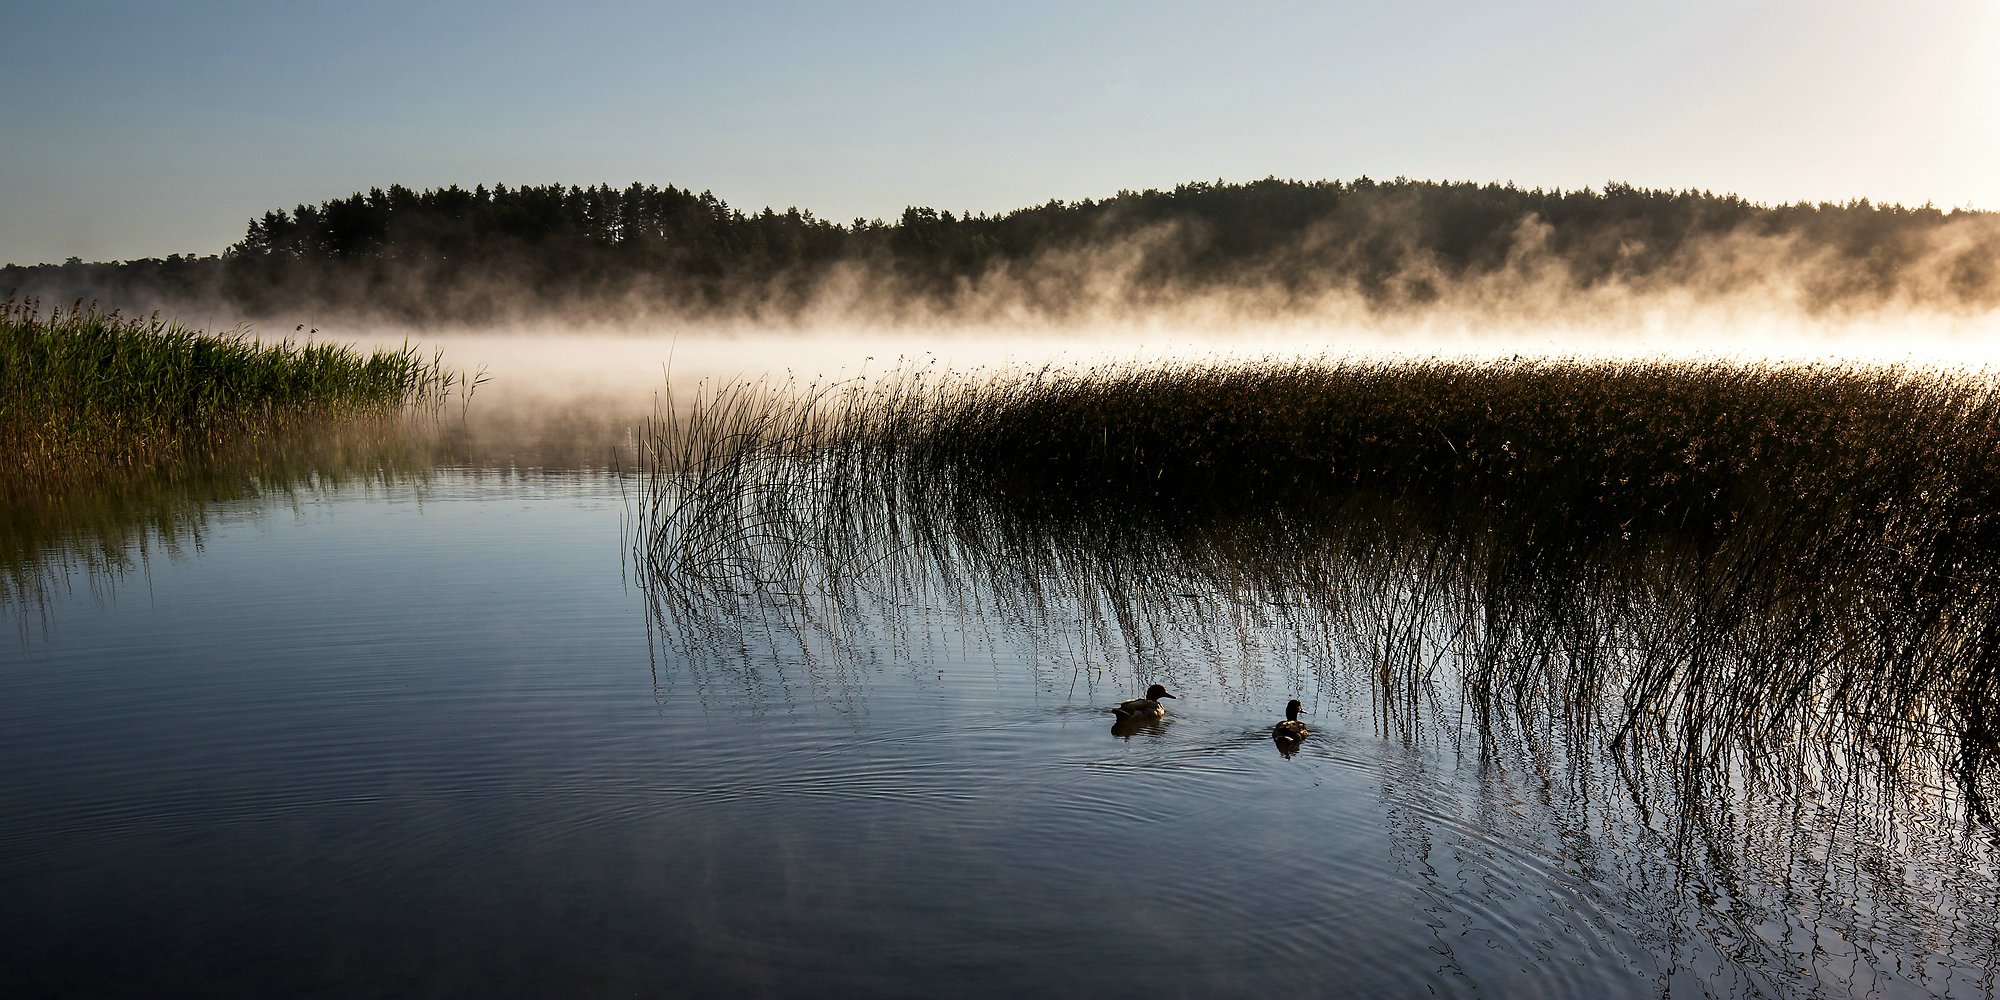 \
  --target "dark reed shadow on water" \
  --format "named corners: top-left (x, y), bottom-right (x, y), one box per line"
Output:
top-left (5, 373), bottom-right (665, 640)
top-left (631, 356), bottom-right (2000, 996)
top-left (0, 415), bottom-right (469, 639)
top-left (634, 355), bottom-right (2000, 826)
